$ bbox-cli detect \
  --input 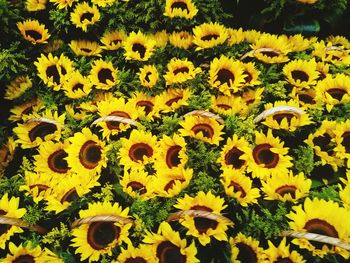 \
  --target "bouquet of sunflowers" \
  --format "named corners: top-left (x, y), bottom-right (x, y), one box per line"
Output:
top-left (2, 0), bottom-right (350, 262)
